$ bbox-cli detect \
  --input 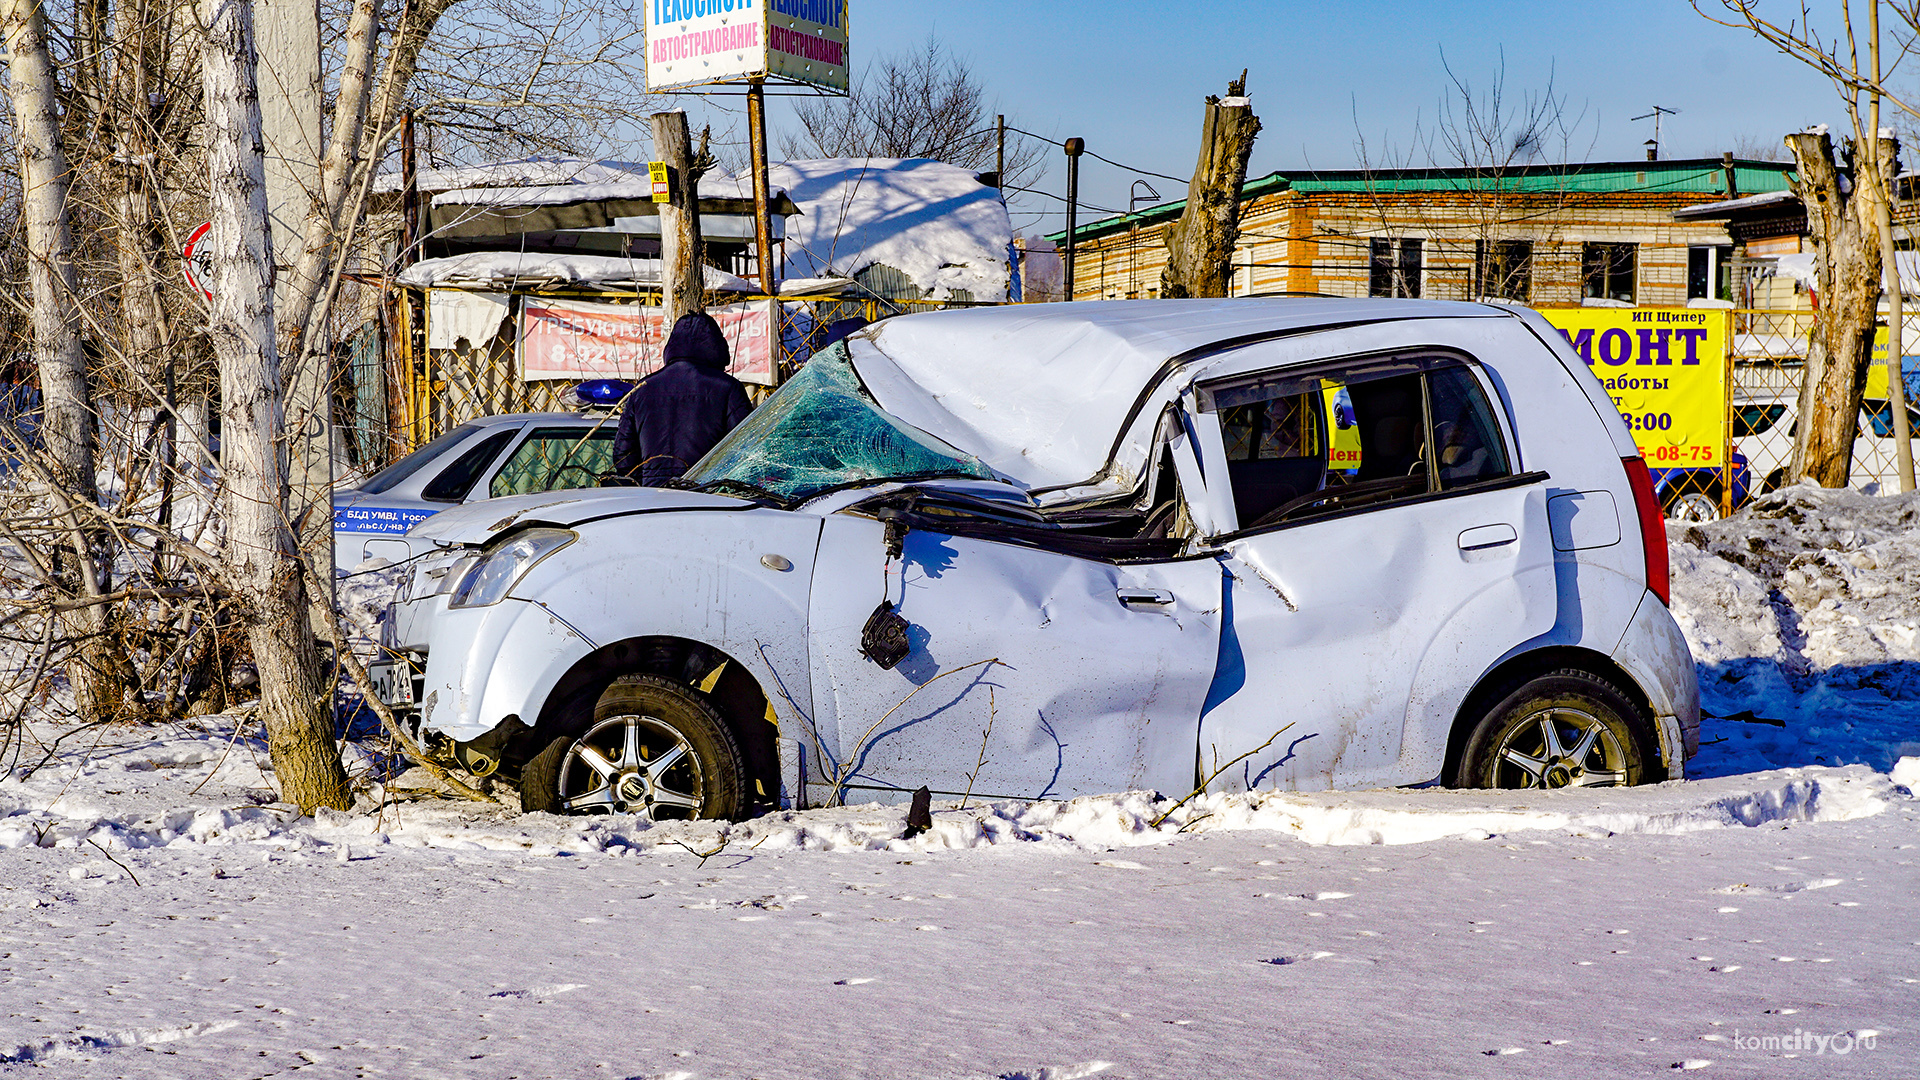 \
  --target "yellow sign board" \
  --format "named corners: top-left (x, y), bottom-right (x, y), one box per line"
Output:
top-left (1538, 308), bottom-right (1728, 467)
top-left (1867, 327), bottom-right (1920, 399)
top-left (648, 161), bottom-right (670, 203)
